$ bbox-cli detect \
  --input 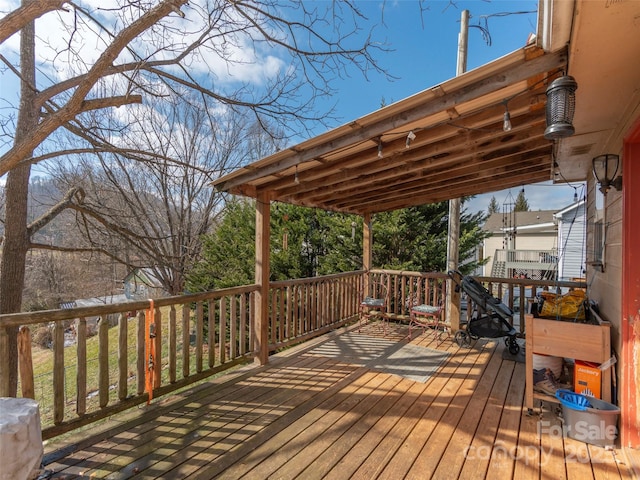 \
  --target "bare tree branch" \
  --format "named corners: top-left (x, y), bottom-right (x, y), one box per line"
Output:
top-left (0, 0), bottom-right (187, 176)
top-left (28, 242), bottom-right (135, 269)
top-left (0, 0), bottom-right (68, 44)
top-left (26, 186), bottom-right (84, 238)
